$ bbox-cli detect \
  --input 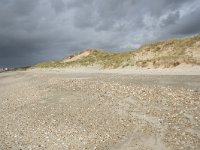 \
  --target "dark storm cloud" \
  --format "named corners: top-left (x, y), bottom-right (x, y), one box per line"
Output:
top-left (161, 11), bottom-right (180, 26)
top-left (0, 0), bottom-right (199, 67)
top-left (170, 8), bottom-right (200, 35)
